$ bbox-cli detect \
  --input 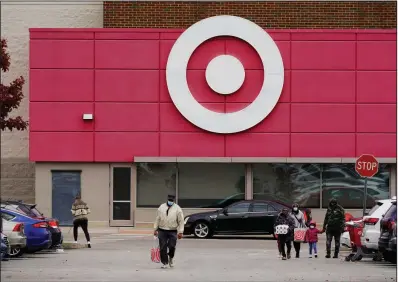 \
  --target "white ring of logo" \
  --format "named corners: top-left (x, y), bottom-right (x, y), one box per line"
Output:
top-left (166, 15), bottom-right (285, 134)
